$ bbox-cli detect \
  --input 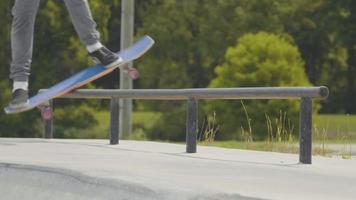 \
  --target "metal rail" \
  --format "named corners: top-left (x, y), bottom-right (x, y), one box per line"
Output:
top-left (40, 87), bottom-right (329, 100)
top-left (41, 86), bottom-right (329, 164)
